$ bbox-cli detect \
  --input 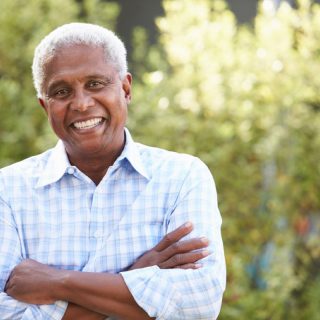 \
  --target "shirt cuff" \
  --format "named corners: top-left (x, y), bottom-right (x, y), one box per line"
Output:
top-left (120, 266), bottom-right (181, 319)
top-left (22, 300), bottom-right (68, 320)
